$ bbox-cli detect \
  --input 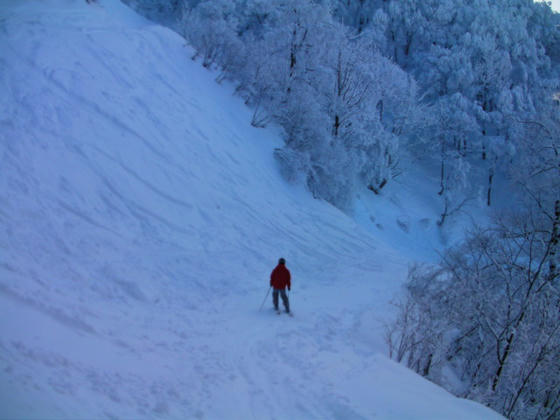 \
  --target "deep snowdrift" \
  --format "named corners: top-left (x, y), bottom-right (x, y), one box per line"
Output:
top-left (0, 0), bottom-right (502, 418)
